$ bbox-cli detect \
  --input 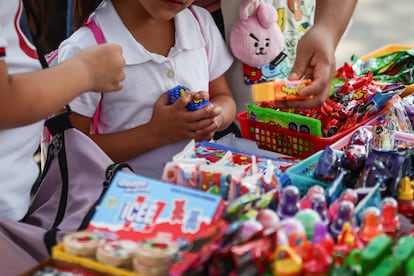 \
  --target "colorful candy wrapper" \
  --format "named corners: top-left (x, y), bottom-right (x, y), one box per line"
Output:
top-left (351, 48), bottom-right (414, 85)
top-left (341, 145), bottom-right (367, 172)
top-left (199, 163), bottom-right (245, 200)
top-left (348, 127), bottom-right (373, 148)
top-left (371, 113), bottom-right (396, 151)
top-left (172, 139), bottom-right (197, 160)
top-left (162, 158), bottom-right (206, 189)
top-left (402, 93), bottom-right (414, 124)
top-left (356, 147), bottom-right (405, 197)
top-left (384, 94), bottom-right (414, 132)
